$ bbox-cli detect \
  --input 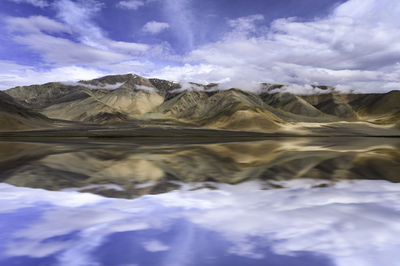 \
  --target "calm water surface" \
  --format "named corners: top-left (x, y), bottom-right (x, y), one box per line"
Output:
top-left (0, 137), bottom-right (400, 266)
